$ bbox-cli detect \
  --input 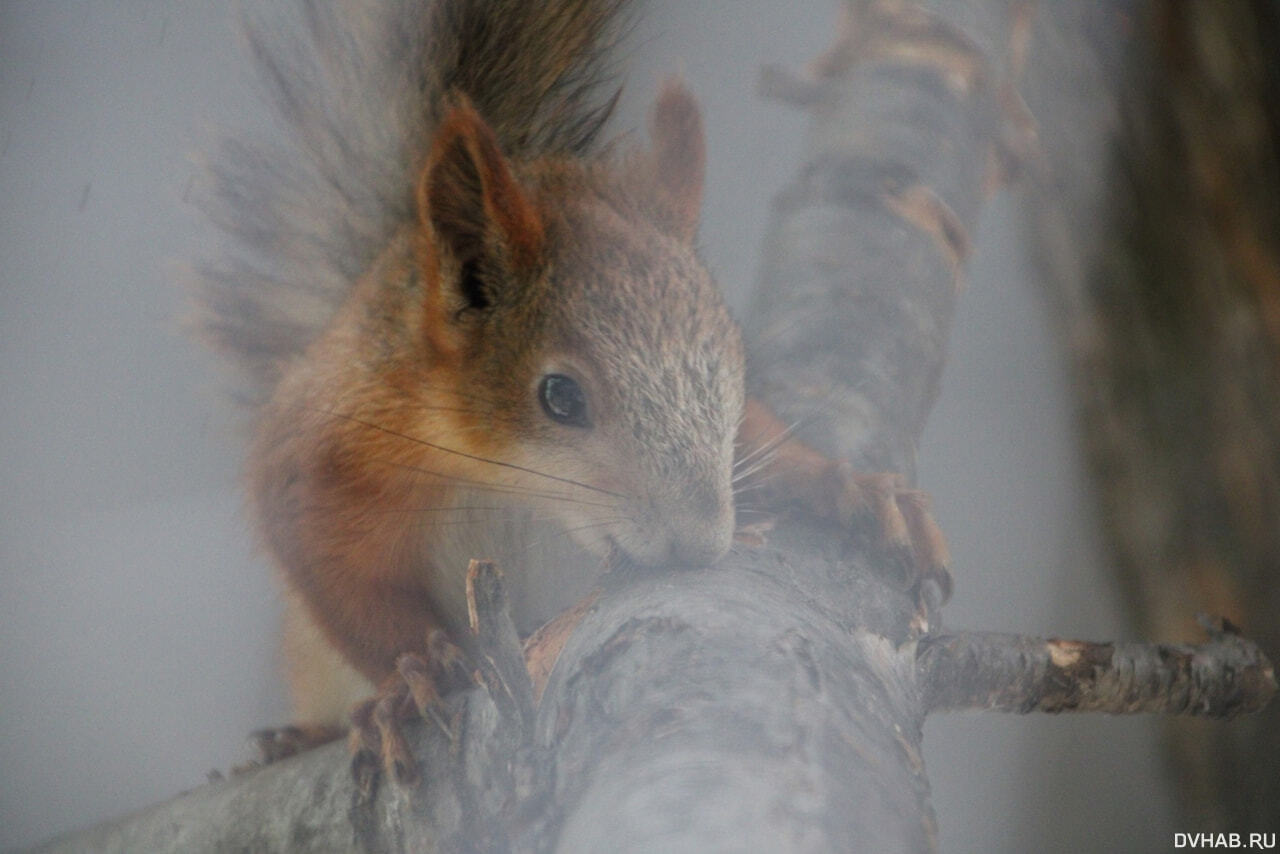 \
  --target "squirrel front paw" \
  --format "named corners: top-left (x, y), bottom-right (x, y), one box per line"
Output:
top-left (736, 398), bottom-right (951, 605)
top-left (347, 631), bottom-right (473, 798)
top-left (818, 462), bottom-right (952, 605)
